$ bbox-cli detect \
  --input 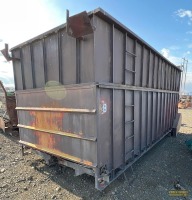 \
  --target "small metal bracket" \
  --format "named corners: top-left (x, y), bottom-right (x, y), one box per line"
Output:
top-left (66, 10), bottom-right (94, 38)
top-left (21, 145), bottom-right (24, 157)
top-left (0, 43), bottom-right (20, 61)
